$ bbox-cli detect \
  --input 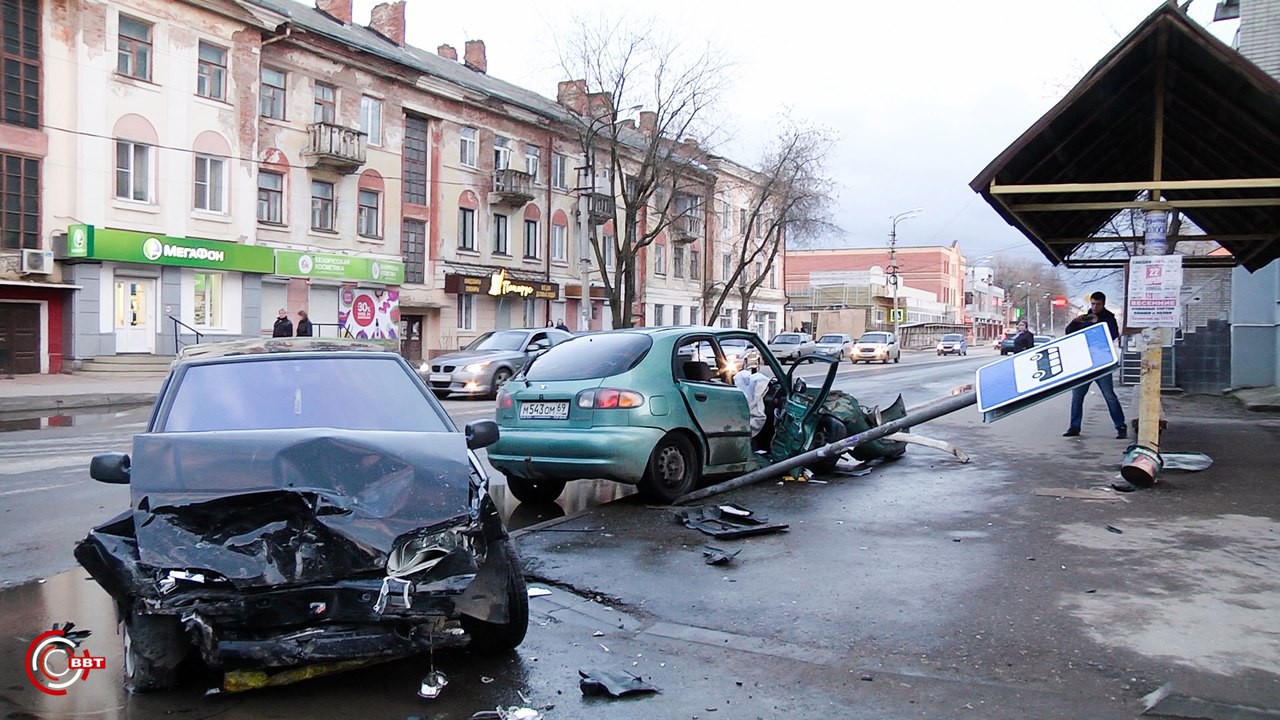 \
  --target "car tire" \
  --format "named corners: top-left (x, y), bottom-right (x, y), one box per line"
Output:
top-left (123, 611), bottom-right (188, 693)
top-left (893, 355), bottom-right (900, 364)
top-left (506, 476), bottom-right (567, 504)
top-left (462, 539), bottom-right (529, 652)
top-left (487, 369), bottom-right (512, 400)
top-left (808, 414), bottom-right (847, 474)
top-left (638, 433), bottom-right (698, 503)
